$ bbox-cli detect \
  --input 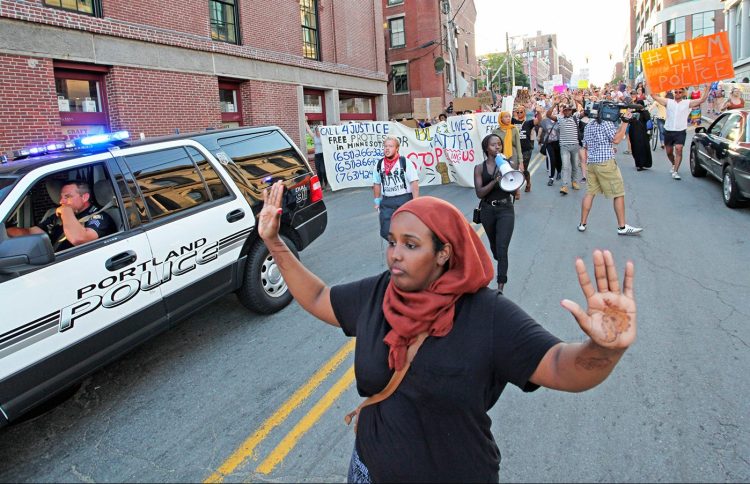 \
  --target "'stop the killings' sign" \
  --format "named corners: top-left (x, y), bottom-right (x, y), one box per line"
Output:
top-left (641, 31), bottom-right (735, 93)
